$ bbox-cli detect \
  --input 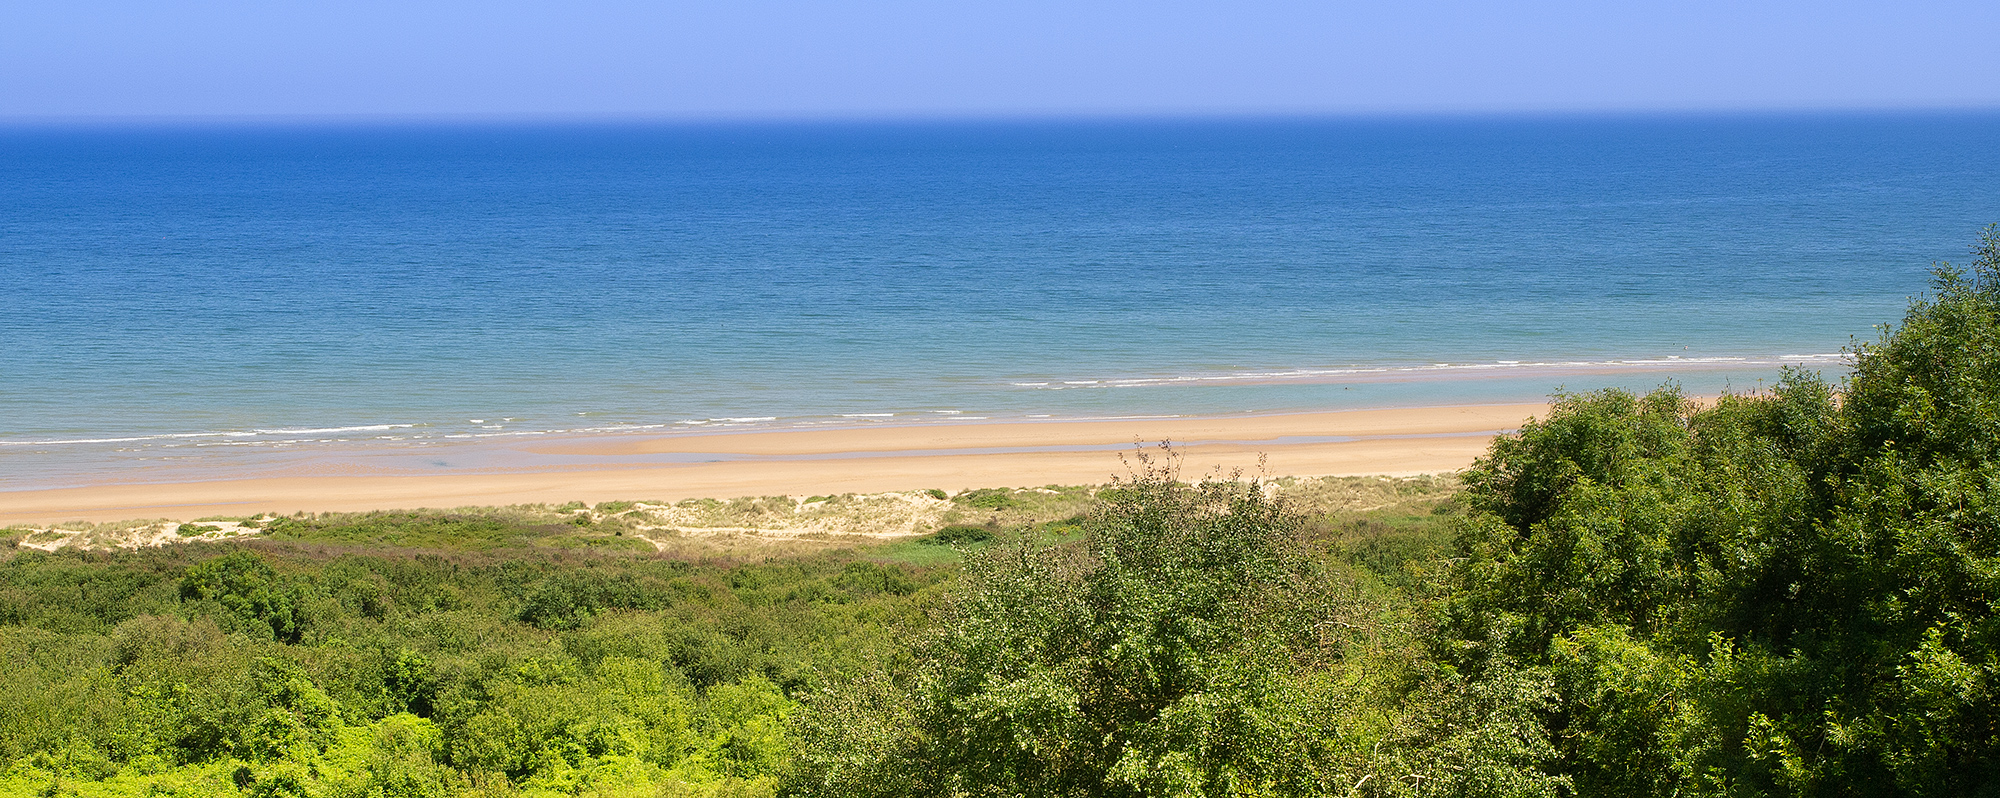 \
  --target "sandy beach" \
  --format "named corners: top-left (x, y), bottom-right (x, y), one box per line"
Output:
top-left (0, 402), bottom-right (1546, 525)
